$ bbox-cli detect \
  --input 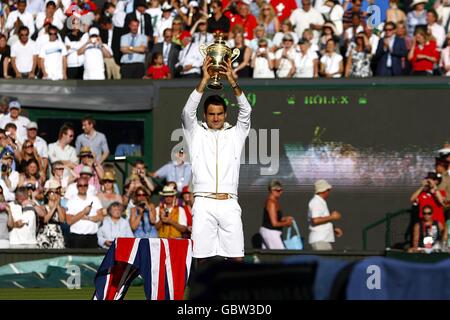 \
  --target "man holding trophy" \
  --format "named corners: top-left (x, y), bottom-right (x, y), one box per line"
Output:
top-left (181, 54), bottom-right (252, 262)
